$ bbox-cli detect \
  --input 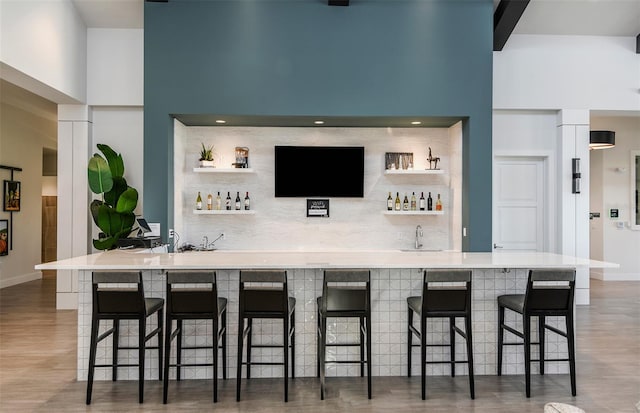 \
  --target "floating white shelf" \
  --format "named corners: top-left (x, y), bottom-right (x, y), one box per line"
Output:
top-left (384, 169), bottom-right (444, 175)
top-left (383, 210), bottom-right (444, 216)
top-left (193, 167), bottom-right (255, 173)
top-left (193, 210), bottom-right (256, 215)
